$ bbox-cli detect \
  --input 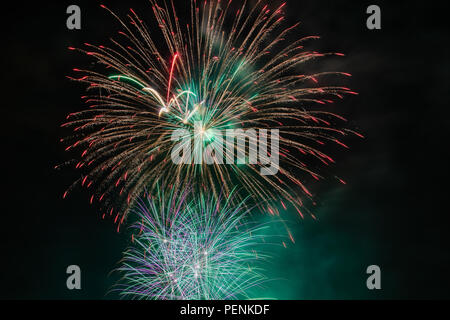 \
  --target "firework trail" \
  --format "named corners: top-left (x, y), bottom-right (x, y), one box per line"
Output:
top-left (113, 188), bottom-right (270, 300)
top-left (61, 0), bottom-right (361, 227)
